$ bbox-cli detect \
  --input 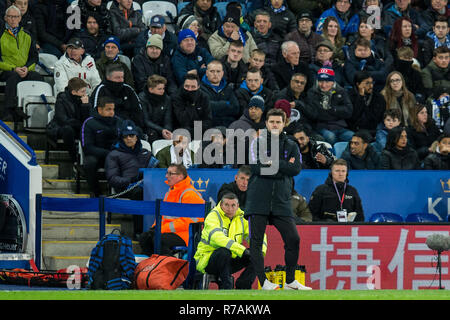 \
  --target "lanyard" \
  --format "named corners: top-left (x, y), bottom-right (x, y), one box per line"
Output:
top-left (333, 182), bottom-right (346, 210)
